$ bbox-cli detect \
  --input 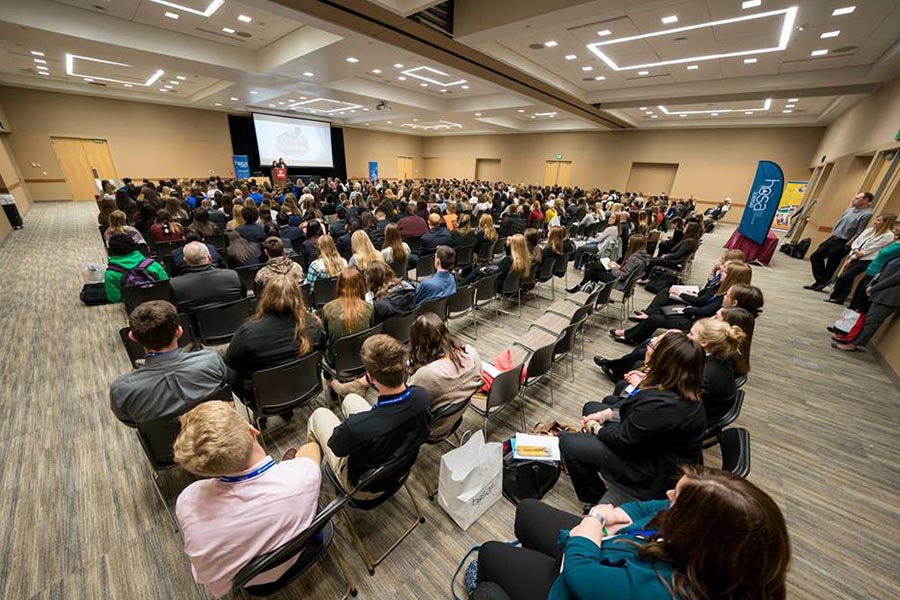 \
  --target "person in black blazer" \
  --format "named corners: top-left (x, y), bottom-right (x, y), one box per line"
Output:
top-left (611, 262), bottom-right (752, 345)
top-left (235, 205), bottom-right (266, 243)
top-left (560, 331), bottom-right (707, 503)
top-left (640, 221), bottom-right (701, 278)
top-left (171, 242), bottom-right (245, 313)
top-left (686, 318), bottom-right (746, 423)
